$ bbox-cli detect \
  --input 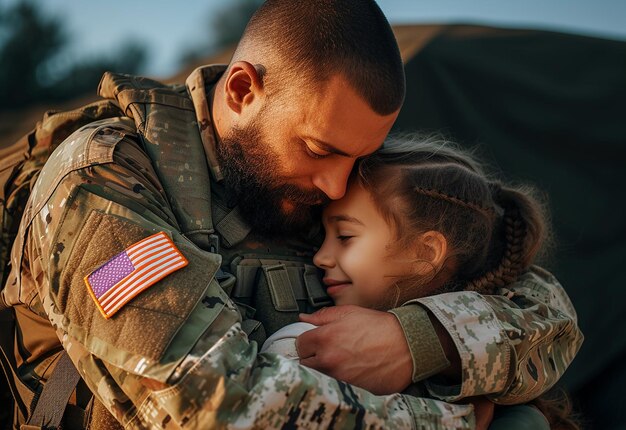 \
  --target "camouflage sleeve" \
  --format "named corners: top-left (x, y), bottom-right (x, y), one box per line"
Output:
top-left (406, 267), bottom-right (583, 404)
top-left (24, 126), bottom-right (476, 429)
